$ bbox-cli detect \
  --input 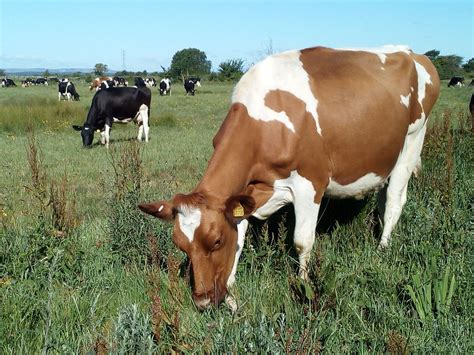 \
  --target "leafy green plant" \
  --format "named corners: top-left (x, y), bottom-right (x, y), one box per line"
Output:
top-left (406, 257), bottom-right (456, 324)
top-left (110, 304), bottom-right (155, 354)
